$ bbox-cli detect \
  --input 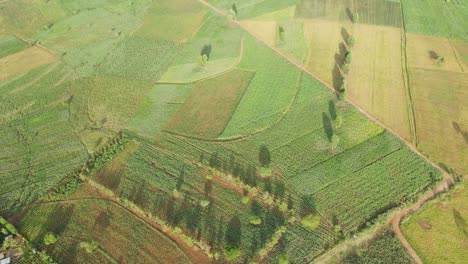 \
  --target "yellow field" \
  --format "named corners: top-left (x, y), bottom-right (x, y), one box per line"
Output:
top-left (402, 182), bottom-right (468, 264)
top-left (0, 46), bottom-right (58, 80)
top-left (347, 24), bottom-right (412, 141)
top-left (407, 34), bottom-right (464, 72)
top-left (409, 68), bottom-right (468, 174)
top-left (304, 19), bottom-right (351, 87)
top-left (241, 20), bottom-right (277, 46)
